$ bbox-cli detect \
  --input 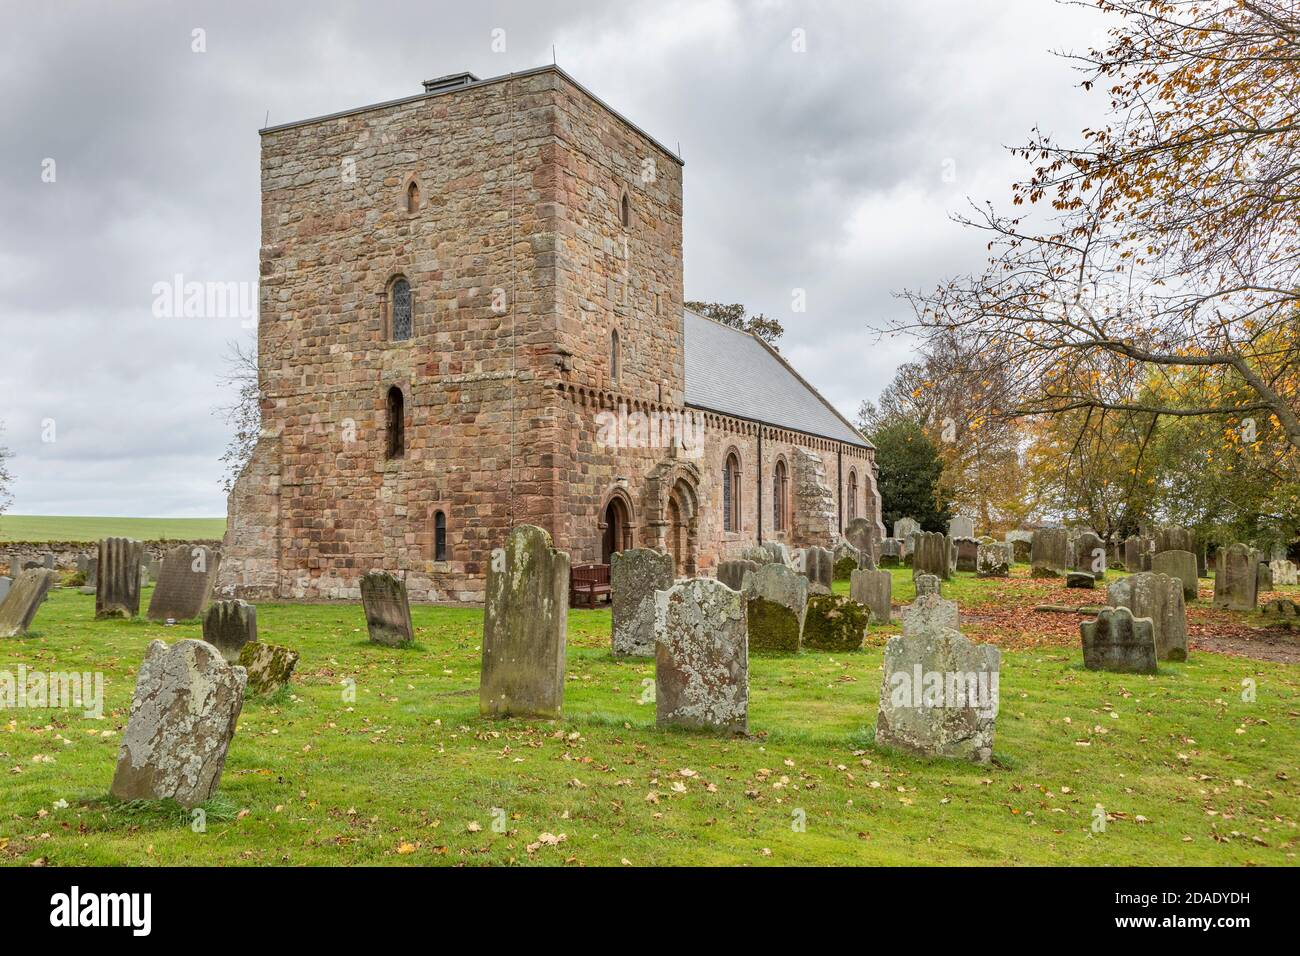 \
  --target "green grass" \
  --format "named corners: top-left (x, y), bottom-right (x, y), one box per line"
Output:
top-left (0, 574), bottom-right (1296, 867)
top-left (0, 515), bottom-right (226, 543)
